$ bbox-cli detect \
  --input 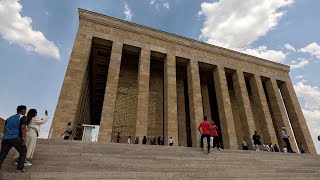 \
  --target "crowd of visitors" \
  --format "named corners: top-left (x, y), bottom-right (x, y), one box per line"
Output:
top-left (111, 116), bottom-right (304, 155)
top-left (0, 105), bottom-right (310, 172)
